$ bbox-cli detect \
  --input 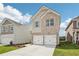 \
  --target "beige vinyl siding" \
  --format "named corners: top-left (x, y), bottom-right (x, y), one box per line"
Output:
top-left (32, 17), bottom-right (41, 33)
top-left (41, 11), bottom-right (60, 34)
top-left (66, 23), bottom-right (73, 40)
top-left (13, 24), bottom-right (32, 44)
top-left (32, 6), bottom-right (48, 20)
top-left (32, 11), bottom-right (60, 35)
